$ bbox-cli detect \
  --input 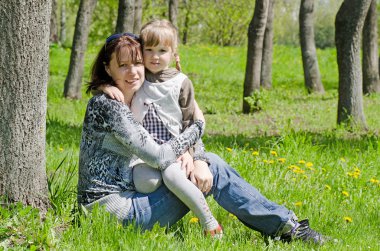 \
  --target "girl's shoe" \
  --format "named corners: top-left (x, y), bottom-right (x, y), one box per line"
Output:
top-left (204, 224), bottom-right (223, 239)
